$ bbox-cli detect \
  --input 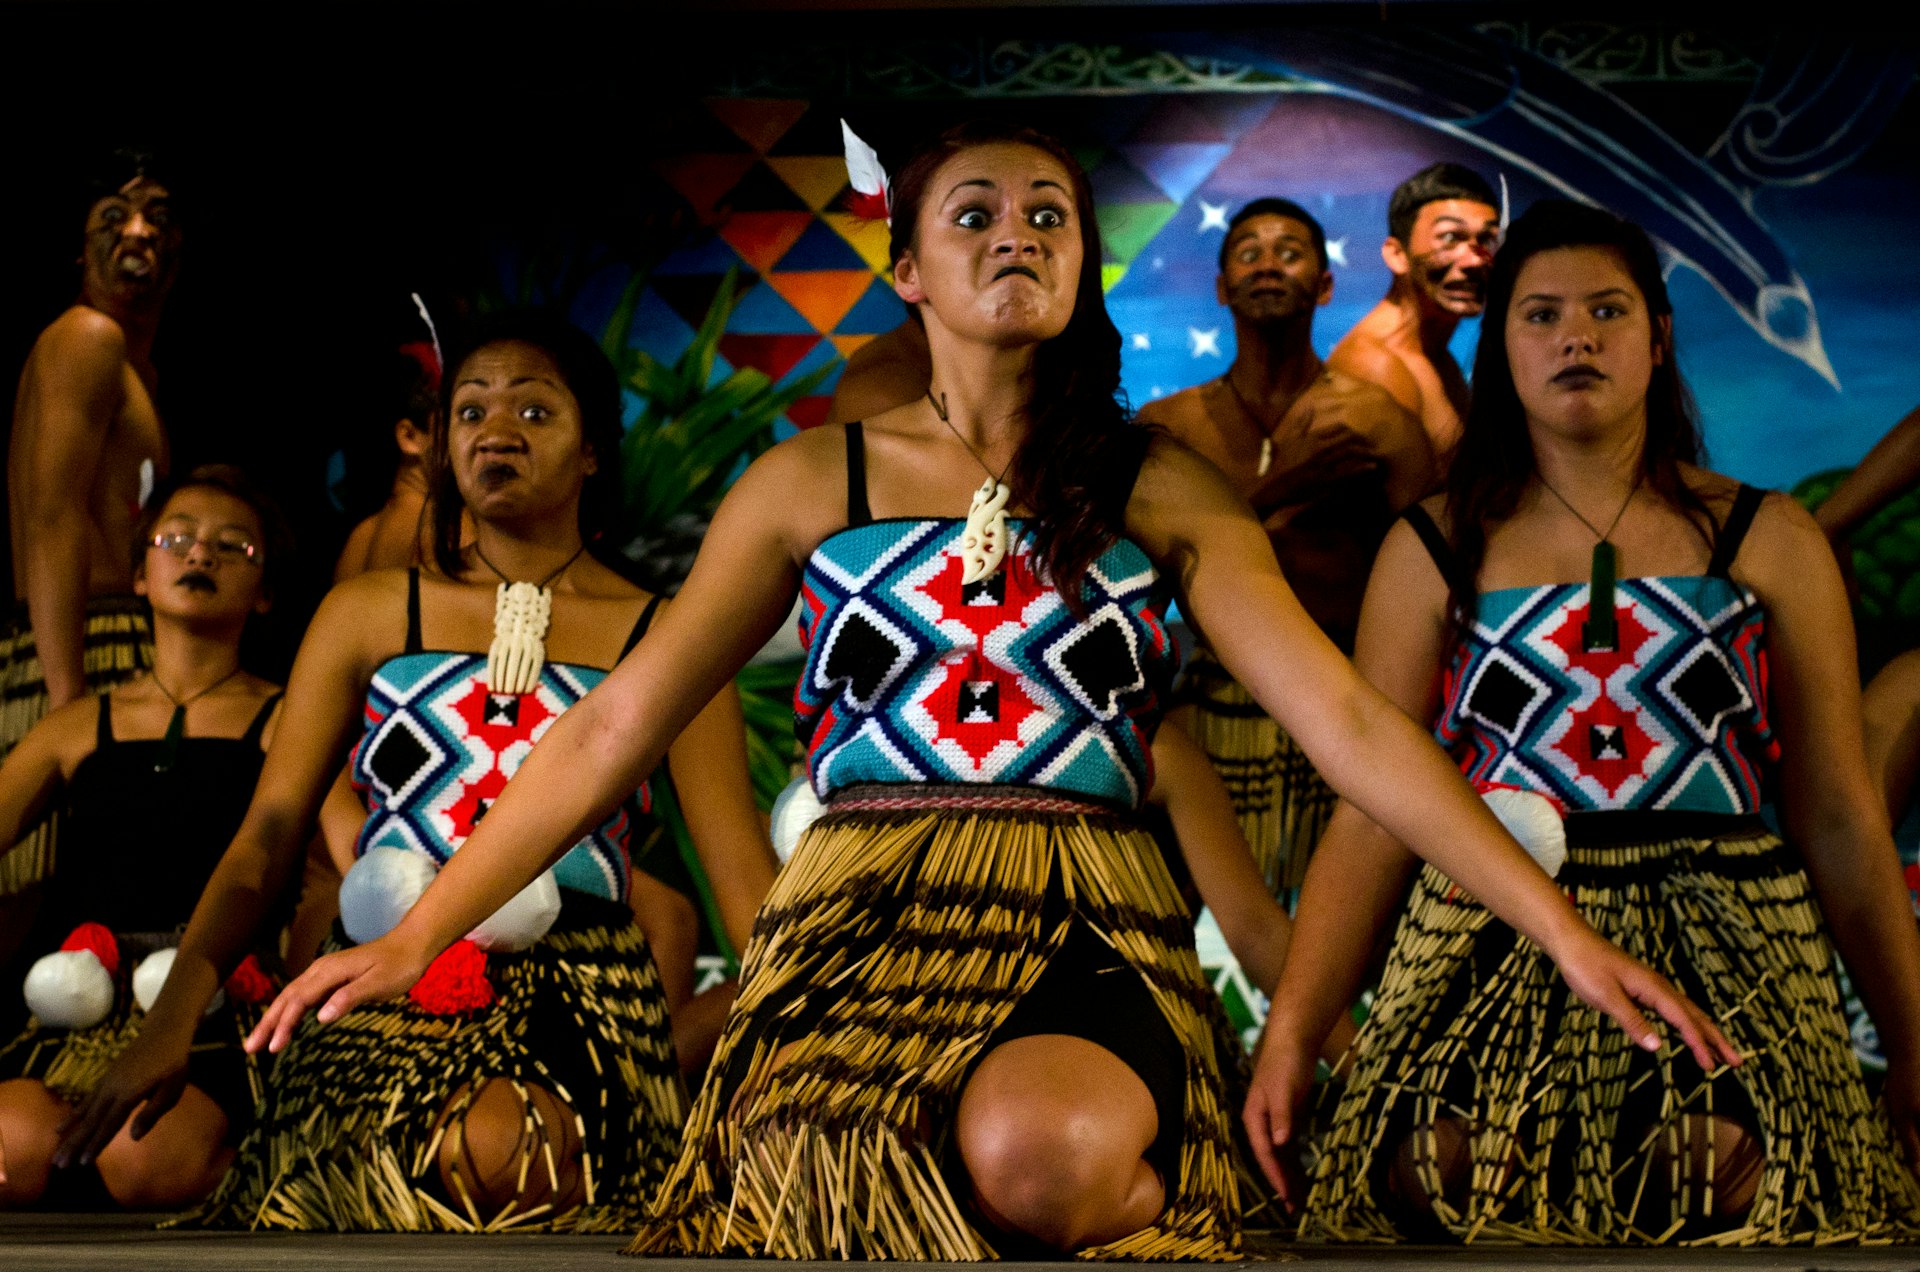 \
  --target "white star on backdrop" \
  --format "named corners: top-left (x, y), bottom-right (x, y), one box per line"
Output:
top-left (1189, 328), bottom-right (1221, 358)
top-left (1131, 333), bottom-right (1151, 351)
top-left (1149, 386), bottom-right (1164, 398)
top-left (1198, 201), bottom-right (1229, 232)
top-left (1327, 237), bottom-right (1348, 268)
